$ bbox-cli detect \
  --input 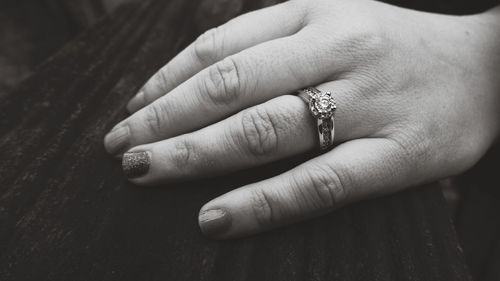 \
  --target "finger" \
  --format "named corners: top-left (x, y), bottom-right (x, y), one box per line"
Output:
top-left (127, 1), bottom-right (307, 113)
top-left (121, 95), bottom-right (316, 185)
top-left (105, 32), bottom-right (340, 155)
top-left (118, 78), bottom-right (385, 182)
top-left (198, 137), bottom-right (428, 239)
